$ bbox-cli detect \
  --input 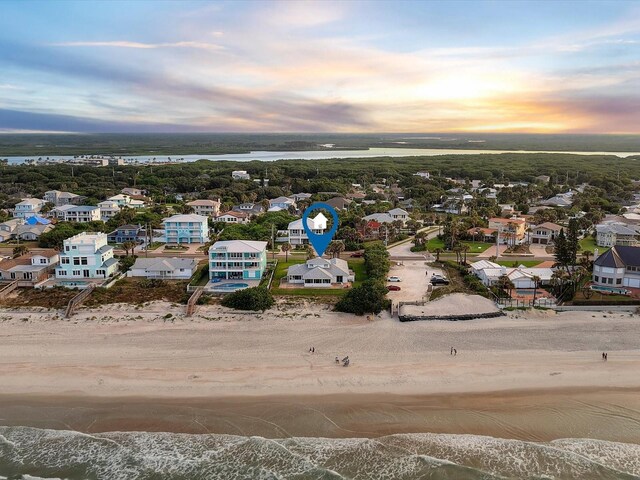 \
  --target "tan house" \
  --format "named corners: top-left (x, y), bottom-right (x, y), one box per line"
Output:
top-left (187, 199), bottom-right (221, 217)
top-left (0, 249), bottom-right (59, 286)
top-left (530, 222), bottom-right (563, 244)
